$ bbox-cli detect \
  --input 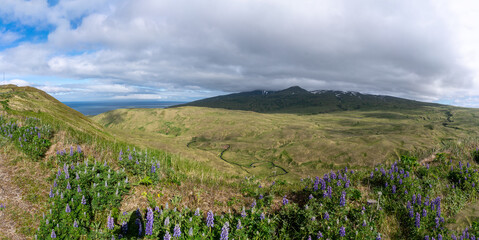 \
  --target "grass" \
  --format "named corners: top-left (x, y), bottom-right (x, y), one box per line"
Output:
top-left (93, 105), bottom-right (479, 181)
